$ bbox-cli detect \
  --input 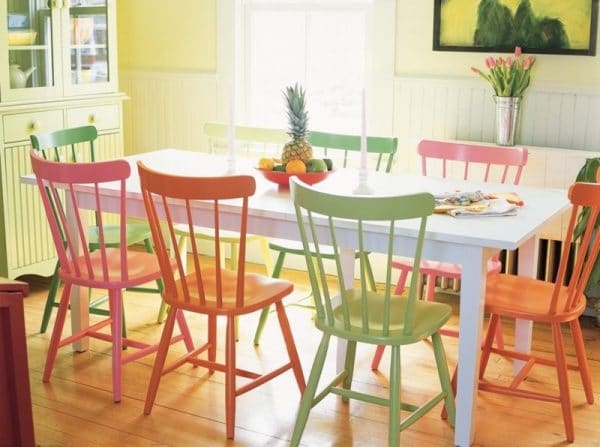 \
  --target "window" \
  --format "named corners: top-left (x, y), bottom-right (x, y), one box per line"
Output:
top-left (217, 0), bottom-right (395, 135)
